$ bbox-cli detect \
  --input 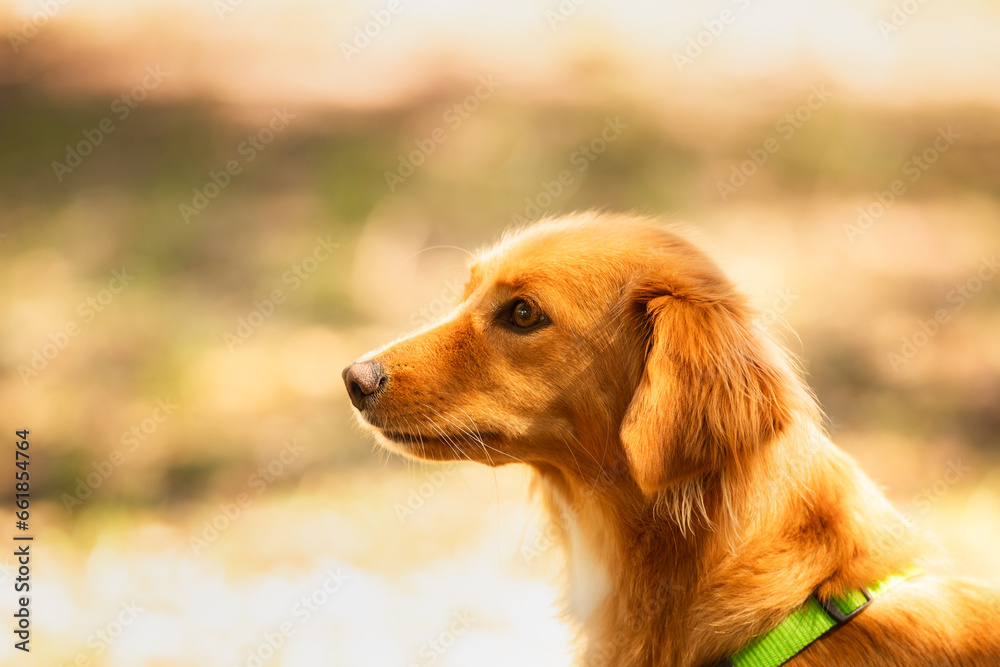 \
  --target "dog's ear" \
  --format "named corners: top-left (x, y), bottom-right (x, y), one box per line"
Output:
top-left (620, 259), bottom-right (795, 497)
